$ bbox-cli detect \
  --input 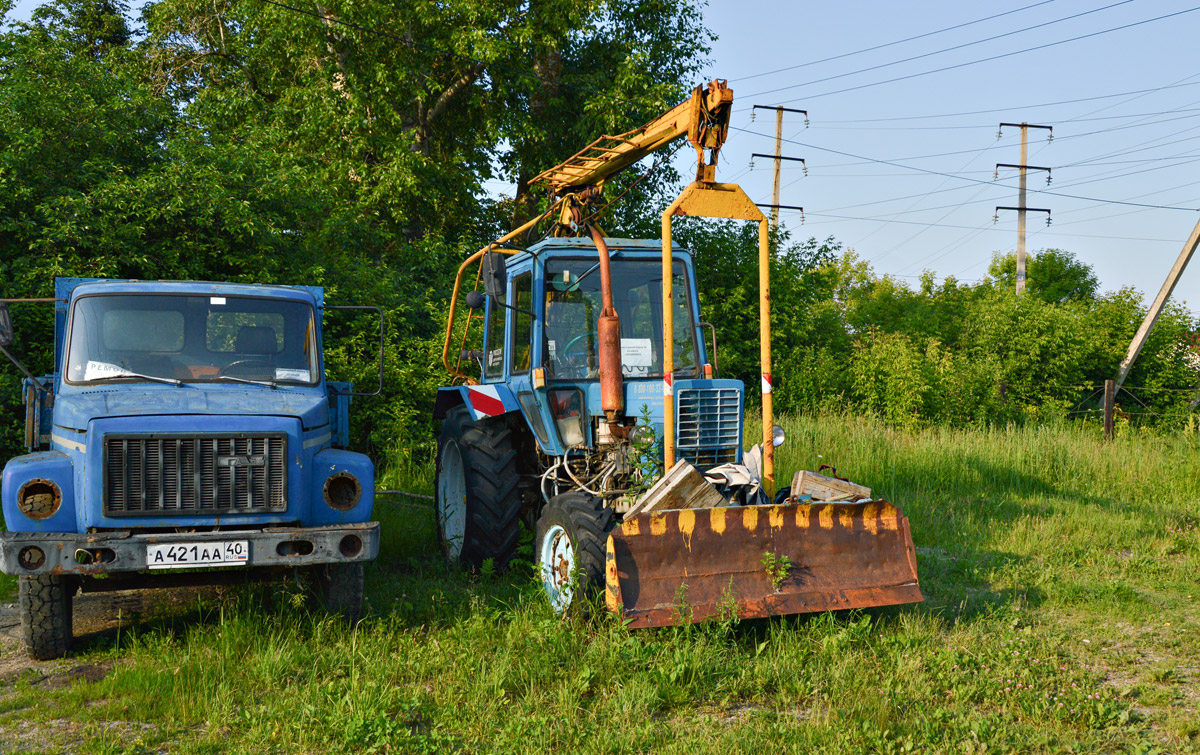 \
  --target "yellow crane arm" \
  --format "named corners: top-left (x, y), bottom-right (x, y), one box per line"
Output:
top-left (529, 80), bottom-right (734, 195)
